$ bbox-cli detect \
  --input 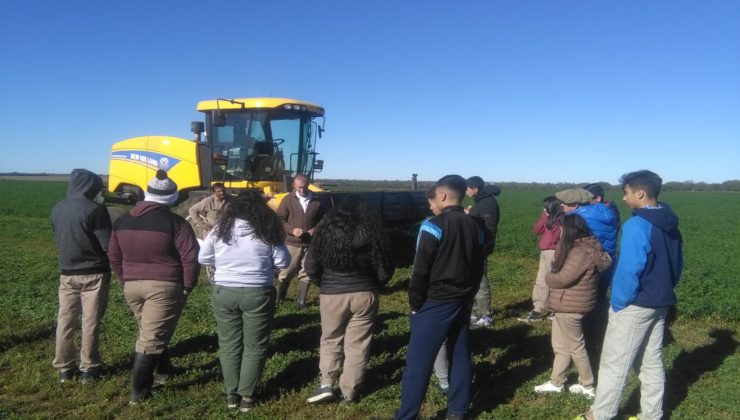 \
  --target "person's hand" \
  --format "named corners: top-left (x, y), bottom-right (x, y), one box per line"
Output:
top-left (464, 206), bottom-right (472, 215)
top-left (307, 228), bottom-right (315, 236)
top-left (292, 228), bottom-right (304, 237)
